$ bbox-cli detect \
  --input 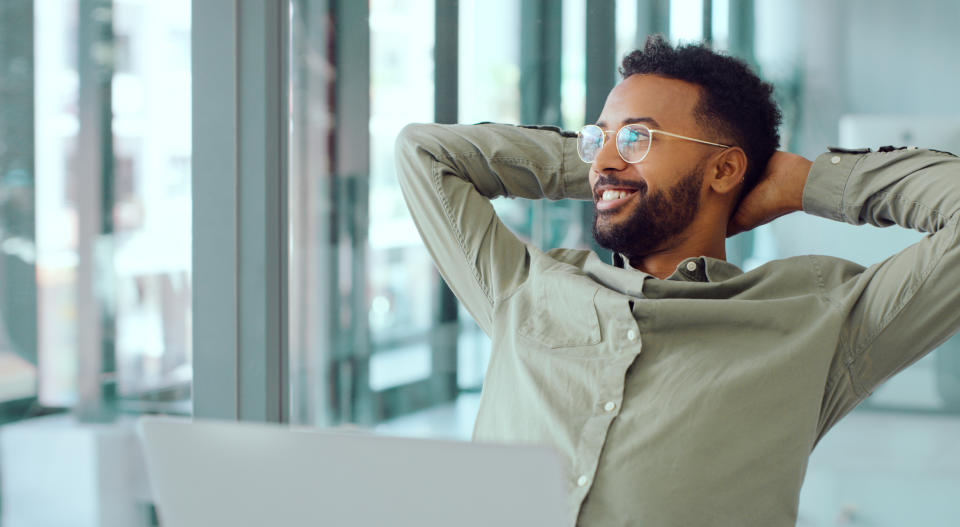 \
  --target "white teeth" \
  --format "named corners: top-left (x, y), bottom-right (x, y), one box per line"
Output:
top-left (601, 190), bottom-right (630, 201)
